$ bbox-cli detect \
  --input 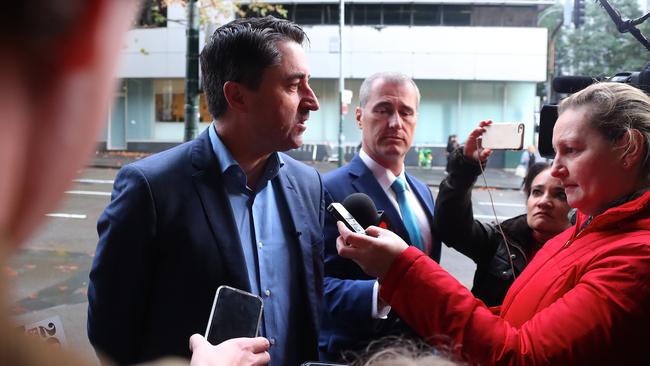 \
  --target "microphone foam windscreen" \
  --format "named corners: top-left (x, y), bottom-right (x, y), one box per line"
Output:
top-left (342, 193), bottom-right (379, 229)
top-left (552, 76), bottom-right (596, 94)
